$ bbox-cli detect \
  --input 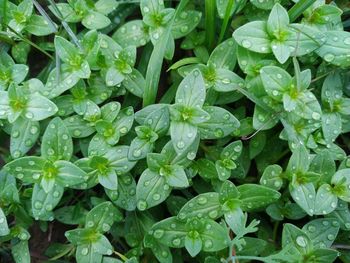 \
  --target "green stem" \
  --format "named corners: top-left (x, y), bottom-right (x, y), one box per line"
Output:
top-left (272, 221), bottom-right (280, 242)
top-left (218, 0), bottom-right (234, 43)
top-left (6, 26), bottom-right (54, 60)
top-left (288, 0), bottom-right (316, 23)
top-left (230, 256), bottom-right (266, 262)
top-left (113, 251), bottom-right (128, 262)
top-left (142, 0), bottom-right (190, 106)
top-left (205, 0), bottom-right (216, 50)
